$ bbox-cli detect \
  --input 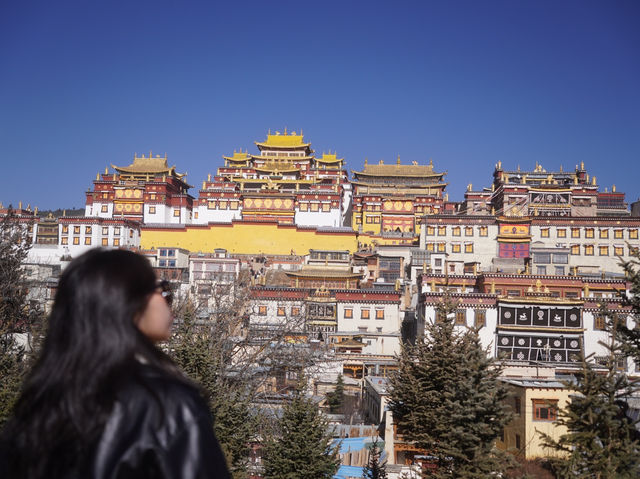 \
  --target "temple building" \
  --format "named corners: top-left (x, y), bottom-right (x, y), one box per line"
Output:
top-left (351, 157), bottom-right (448, 237)
top-left (85, 153), bottom-right (194, 224)
top-left (461, 161), bottom-right (628, 217)
top-left (194, 129), bottom-right (351, 227)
